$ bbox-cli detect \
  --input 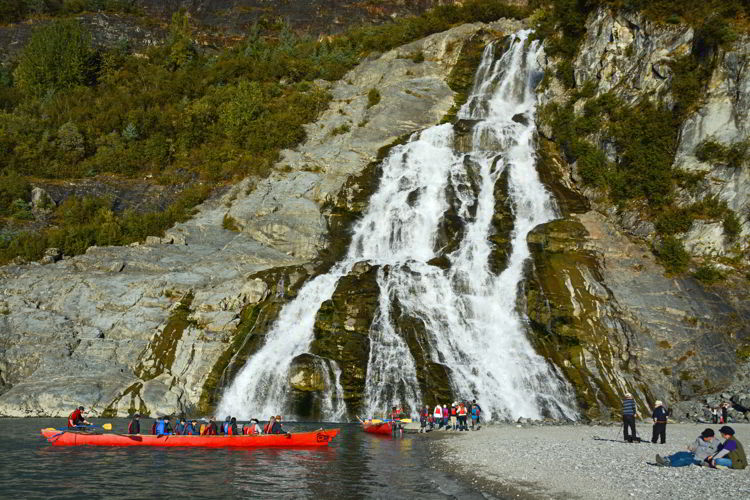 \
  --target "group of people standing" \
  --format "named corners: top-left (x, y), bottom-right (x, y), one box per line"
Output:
top-left (621, 393), bottom-right (669, 444)
top-left (419, 400), bottom-right (481, 432)
top-left (125, 413), bottom-right (288, 436)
